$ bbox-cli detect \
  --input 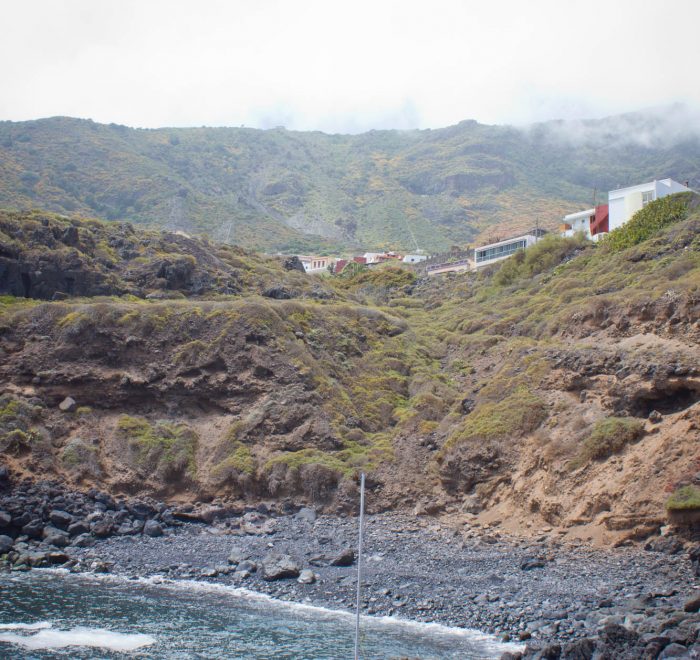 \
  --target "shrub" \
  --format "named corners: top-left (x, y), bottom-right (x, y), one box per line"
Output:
top-left (116, 415), bottom-right (198, 480)
top-left (604, 192), bottom-right (694, 252)
top-left (569, 416), bottom-right (644, 469)
top-left (666, 485), bottom-right (700, 511)
top-left (444, 386), bottom-right (547, 449)
top-left (494, 234), bottom-right (587, 286)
